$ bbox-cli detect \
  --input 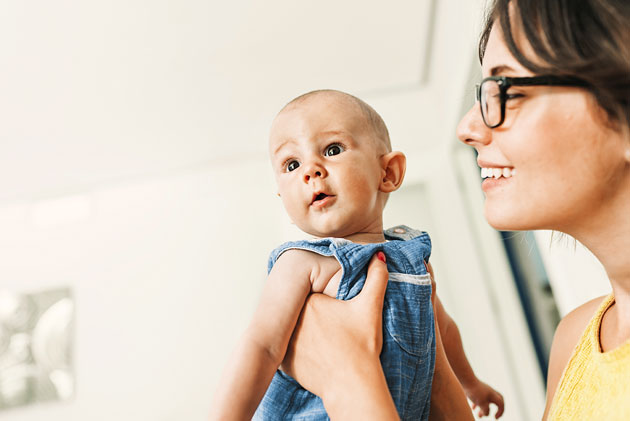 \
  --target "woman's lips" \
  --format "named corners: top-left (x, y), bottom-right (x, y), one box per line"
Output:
top-left (480, 166), bottom-right (515, 193)
top-left (481, 177), bottom-right (511, 192)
